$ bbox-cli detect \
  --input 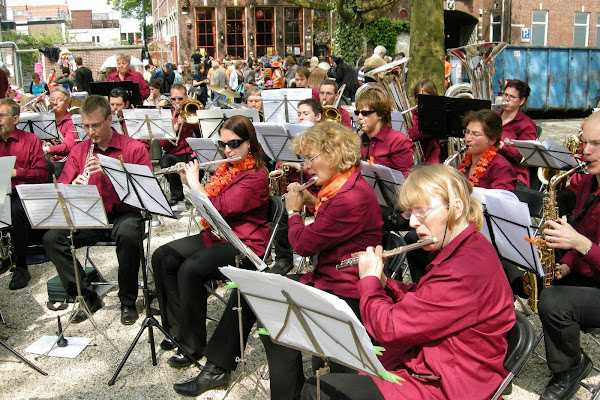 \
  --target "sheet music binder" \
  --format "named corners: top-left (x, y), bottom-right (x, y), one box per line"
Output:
top-left (197, 108), bottom-right (260, 138)
top-left (186, 137), bottom-right (223, 164)
top-left (511, 139), bottom-right (579, 170)
top-left (17, 112), bottom-right (61, 141)
top-left (254, 123), bottom-right (307, 162)
top-left (121, 109), bottom-right (176, 140)
top-left (360, 161), bottom-right (405, 208)
top-left (261, 88), bottom-right (312, 123)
